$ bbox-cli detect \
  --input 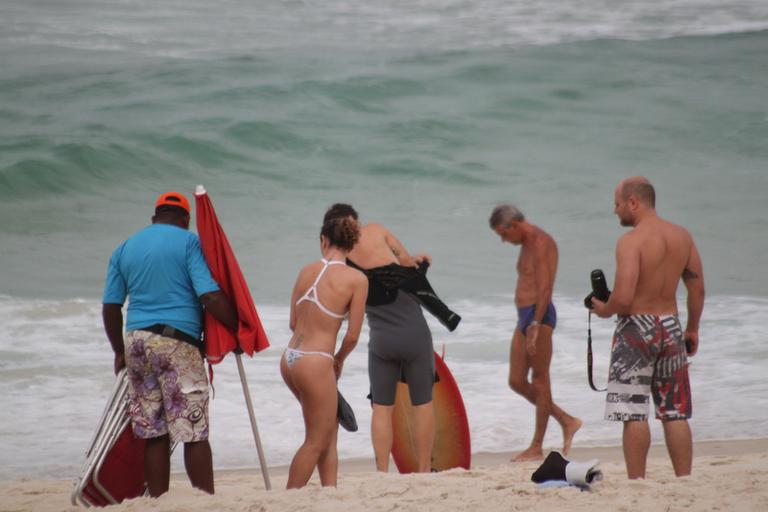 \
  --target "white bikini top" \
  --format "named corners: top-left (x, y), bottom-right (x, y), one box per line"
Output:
top-left (295, 258), bottom-right (347, 319)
